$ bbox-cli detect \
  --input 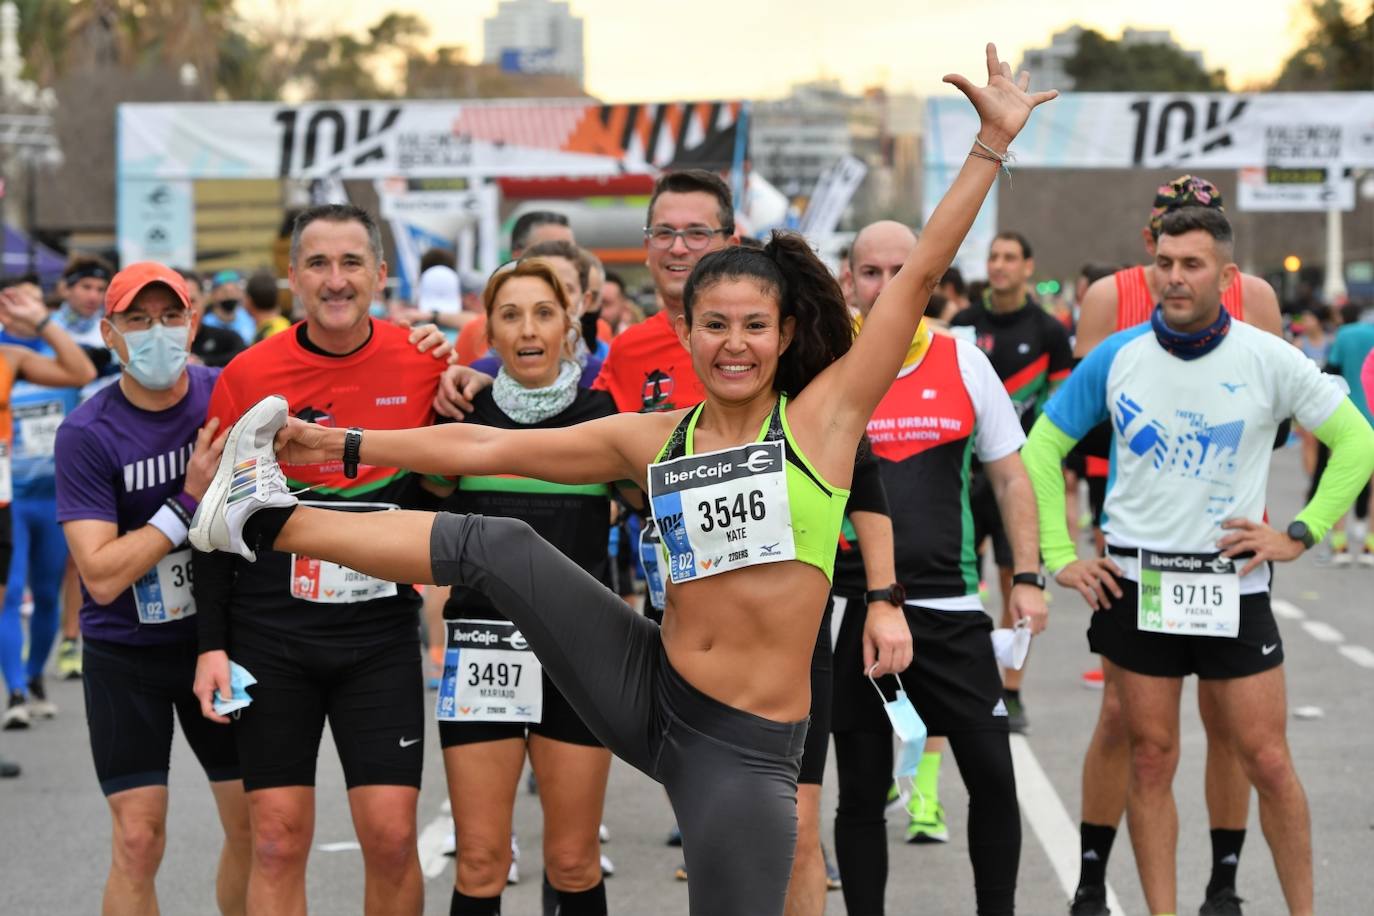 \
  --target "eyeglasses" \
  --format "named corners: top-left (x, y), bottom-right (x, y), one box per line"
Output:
top-left (115, 310), bottom-right (190, 332)
top-left (644, 226), bottom-right (730, 251)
